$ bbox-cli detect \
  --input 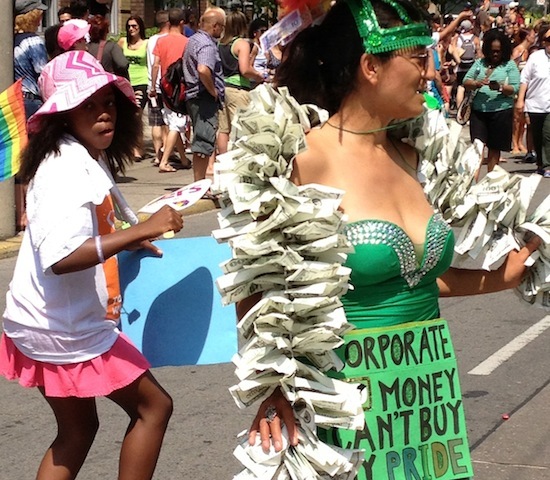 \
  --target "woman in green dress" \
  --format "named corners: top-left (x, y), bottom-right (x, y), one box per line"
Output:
top-left (237, 0), bottom-right (540, 478)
